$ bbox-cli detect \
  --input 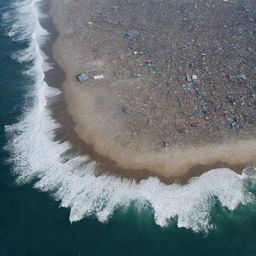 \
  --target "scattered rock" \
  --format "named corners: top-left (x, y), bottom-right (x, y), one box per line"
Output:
top-left (182, 84), bottom-right (195, 90)
top-left (192, 74), bottom-right (198, 81)
top-left (186, 74), bottom-right (192, 82)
